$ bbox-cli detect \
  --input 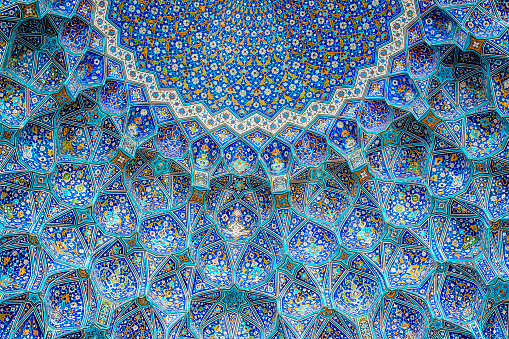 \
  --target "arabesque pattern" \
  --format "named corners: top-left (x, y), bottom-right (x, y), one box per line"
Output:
top-left (1, 0), bottom-right (509, 339)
